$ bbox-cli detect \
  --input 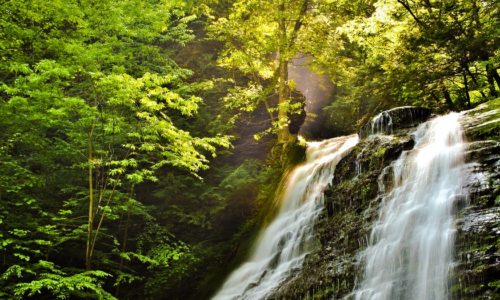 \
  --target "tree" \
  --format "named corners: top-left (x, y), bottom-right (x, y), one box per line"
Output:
top-left (309, 0), bottom-right (499, 131)
top-left (210, 0), bottom-right (311, 143)
top-left (0, 0), bottom-right (229, 298)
